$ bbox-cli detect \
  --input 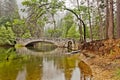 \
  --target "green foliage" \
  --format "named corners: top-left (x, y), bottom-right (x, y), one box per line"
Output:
top-left (0, 16), bottom-right (31, 45)
top-left (37, 18), bottom-right (46, 27)
top-left (46, 29), bottom-right (54, 37)
top-left (13, 19), bottom-right (24, 25)
top-left (0, 16), bottom-right (13, 29)
top-left (74, 5), bottom-right (88, 14)
top-left (115, 69), bottom-right (120, 79)
top-left (22, 32), bottom-right (31, 38)
top-left (12, 19), bottom-right (31, 38)
top-left (0, 48), bottom-right (16, 61)
top-left (61, 13), bottom-right (75, 38)
top-left (0, 47), bottom-right (30, 80)
top-left (67, 23), bottom-right (80, 39)
top-left (85, 26), bottom-right (90, 38)
top-left (0, 47), bottom-right (30, 63)
top-left (22, 0), bottom-right (33, 6)
top-left (45, 28), bottom-right (62, 37)
top-left (0, 27), bottom-right (15, 45)
top-left (92, 25), bottom-right (99, 39)
top-left (73, 5), bottom-right (88, 21)
top-left (54, 29), bottom-right (62, 37)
